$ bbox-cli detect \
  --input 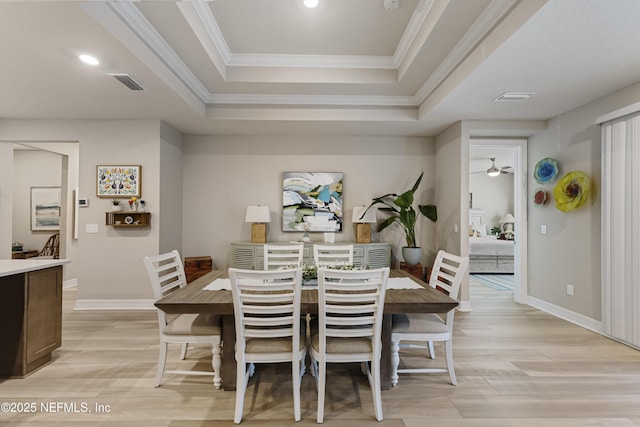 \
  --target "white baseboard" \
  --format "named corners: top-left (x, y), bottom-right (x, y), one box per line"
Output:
top-left (74, 299), bottom-right (156, 310)
top-left (526, 295), bottom-right (602, 334)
